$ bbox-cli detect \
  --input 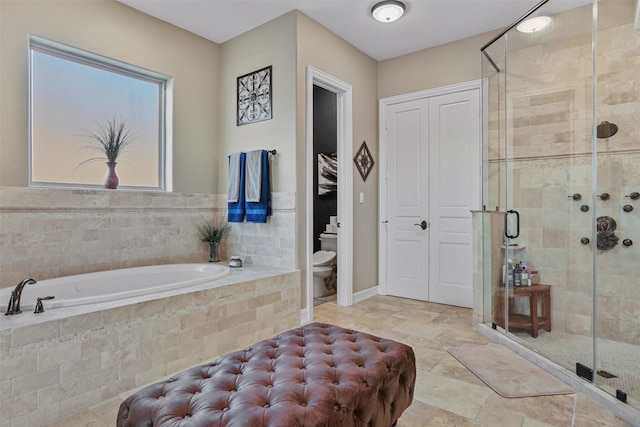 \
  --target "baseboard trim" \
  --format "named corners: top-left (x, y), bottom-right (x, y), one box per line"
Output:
top-left (353, 285), bottom-right (379, 304)
top-left (300, 308), bottom-right (309, 324)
